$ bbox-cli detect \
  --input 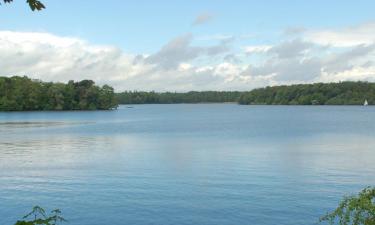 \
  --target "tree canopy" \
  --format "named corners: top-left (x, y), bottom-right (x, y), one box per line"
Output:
top-left (14, 206), bottom-right (66, 225)
top-left (116, 91), bottom-right (242, 104)
top-left (320, 187), bottom-right (375, 225)
top-left (0, 76), bottom-right (118, 111)
top-left (3, 0), bottom-right (45, 11)
top-left (238, 82), bottom-right (375, 105)
top-left (116, 82), bottom-right (375, 105)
